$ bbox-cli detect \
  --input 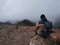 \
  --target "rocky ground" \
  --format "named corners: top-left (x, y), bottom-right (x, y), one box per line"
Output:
top-left (0, 25), bottom-right (35, 45)
top-left (0, 25), bottom-right (60, 45)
